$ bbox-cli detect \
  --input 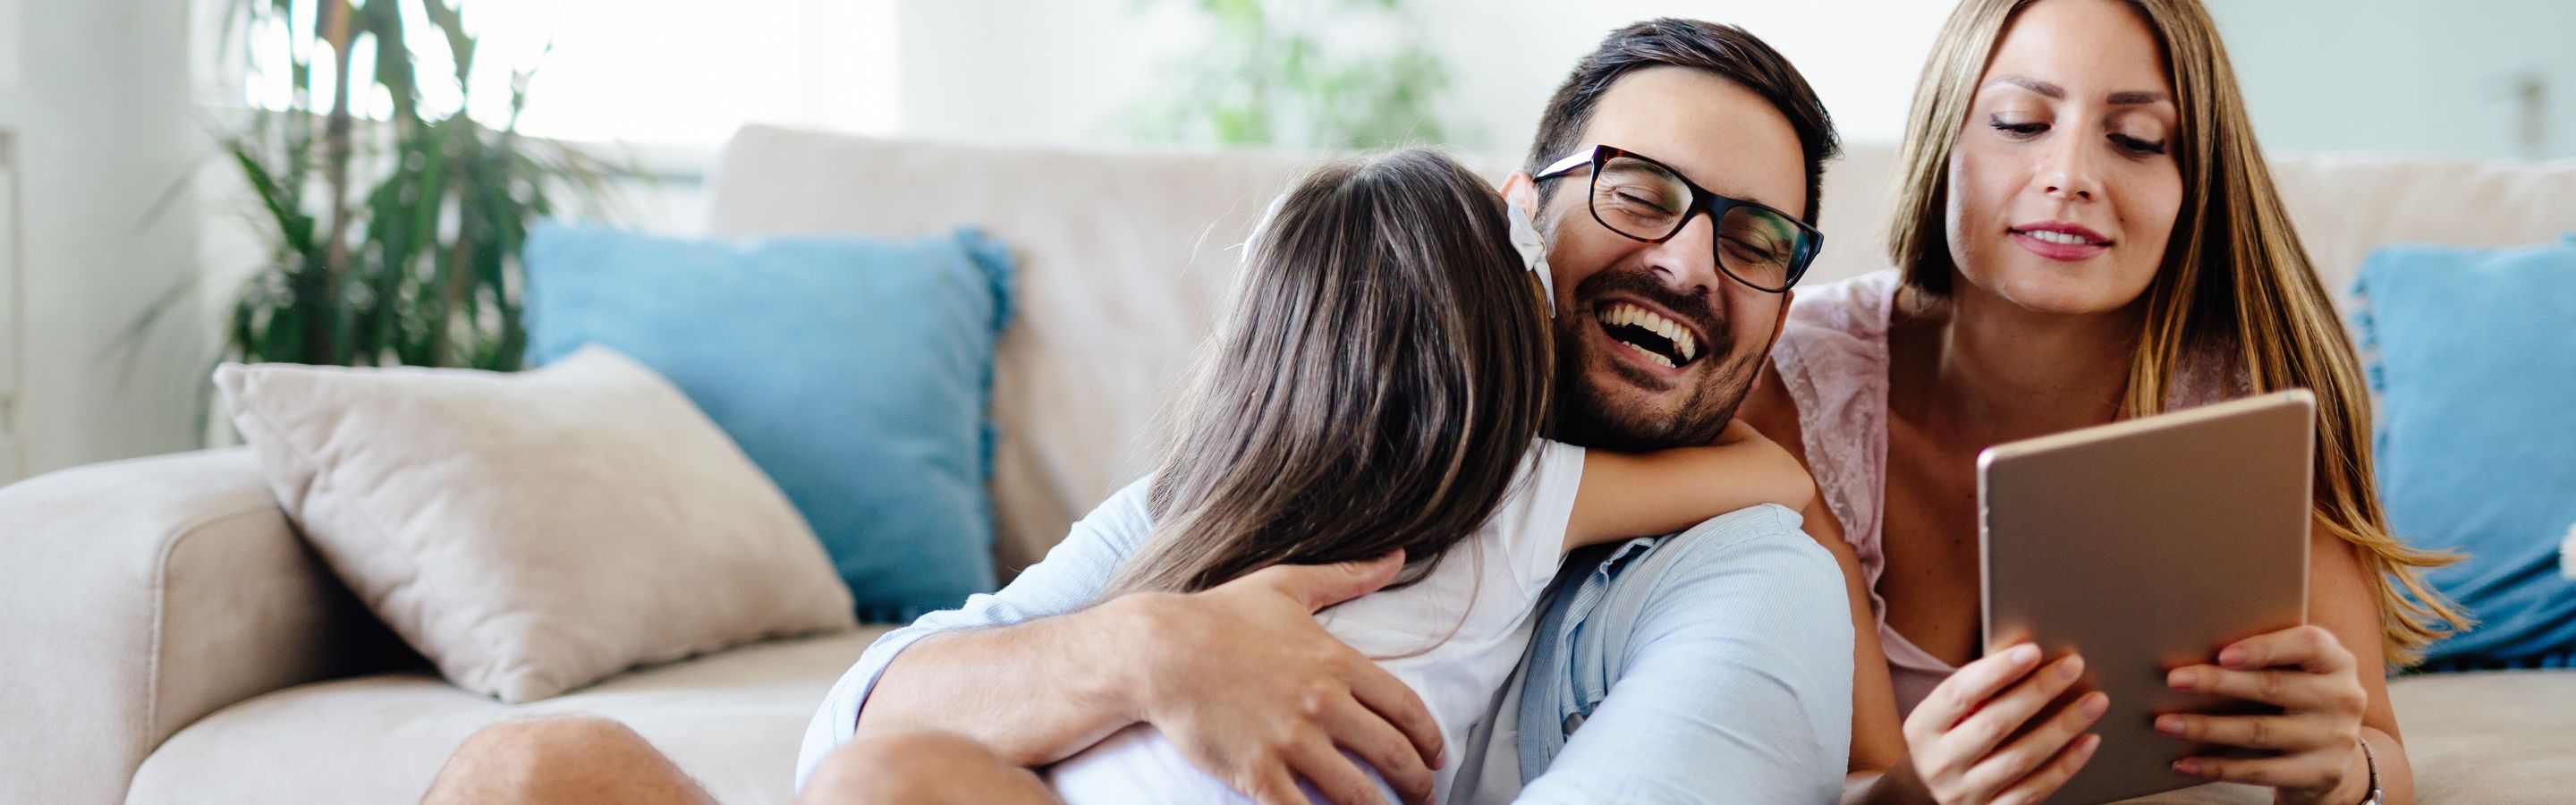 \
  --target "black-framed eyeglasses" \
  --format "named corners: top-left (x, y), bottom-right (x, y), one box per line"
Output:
top-left (1533, 144), bottom-right (1823, 293)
